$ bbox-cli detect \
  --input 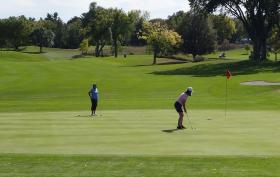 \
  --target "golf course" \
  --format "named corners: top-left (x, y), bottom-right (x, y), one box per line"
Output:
top-left (0, 46), bottom-right (280, 176)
